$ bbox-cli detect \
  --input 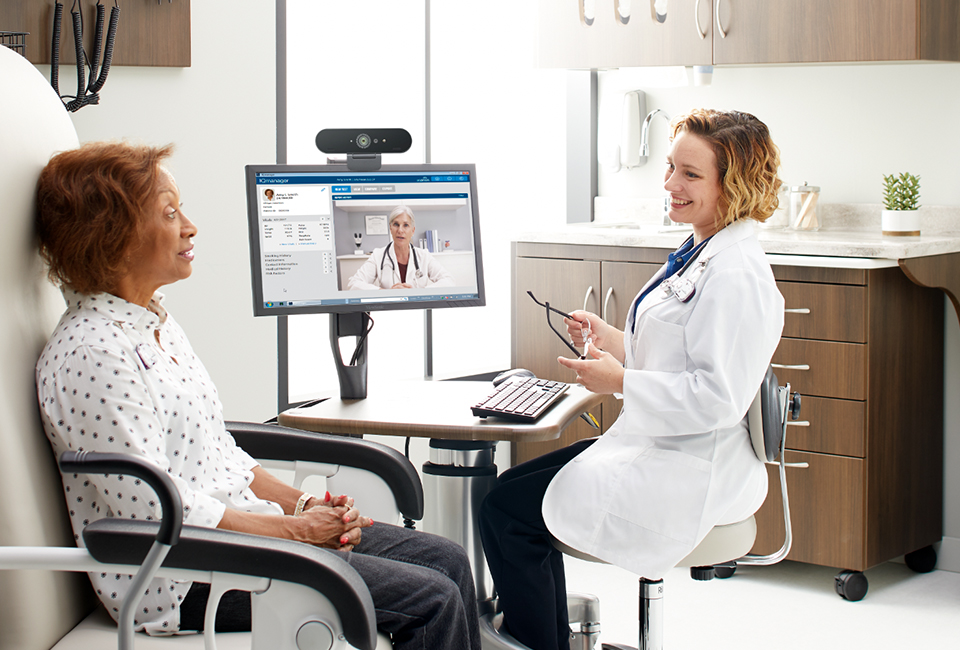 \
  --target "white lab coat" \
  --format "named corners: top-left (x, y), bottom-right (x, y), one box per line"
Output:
top-left (542, 219), bottom-right (785, 579)
top-left (347, 243), bottom-right (454, 290)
